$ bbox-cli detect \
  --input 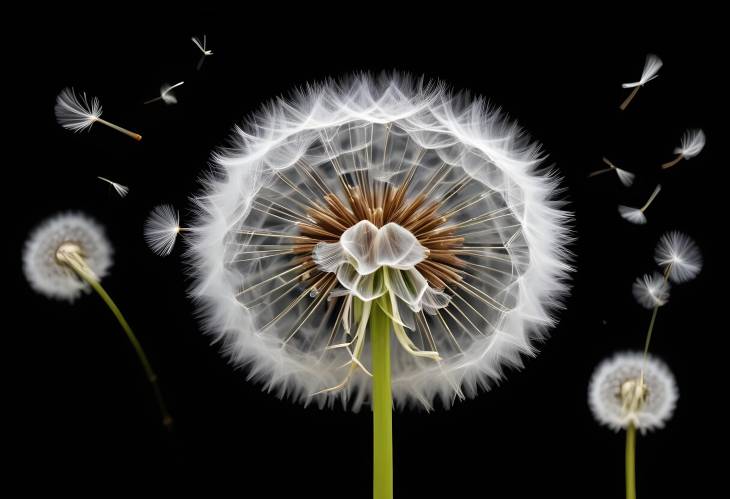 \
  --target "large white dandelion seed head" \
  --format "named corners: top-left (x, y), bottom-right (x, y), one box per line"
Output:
top-left (23, 212), bottom-right (113, 302)
top-left (188, 74), bottom-right (573, 410)
top-left (654, 231), bottom-right (703, 284)
top-left (632, 272), bottom-right (670, 309)
top-left (589, 352), bottom-right (678, 433)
